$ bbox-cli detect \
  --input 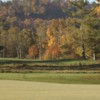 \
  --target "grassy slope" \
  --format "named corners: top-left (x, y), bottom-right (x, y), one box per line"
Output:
top-left (0, 58), bottom-right (100, 73)
top-left (0, 58), bottom-right (100, 65)
top-left (0, 73), bottom-right (100, 84)
top-left (0, 58), bottom-right (100, 84)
